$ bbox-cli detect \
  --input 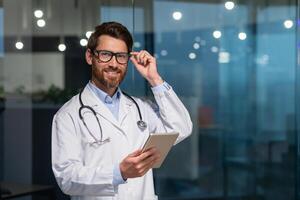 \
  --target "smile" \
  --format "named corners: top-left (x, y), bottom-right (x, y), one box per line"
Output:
top-left (104, 71), bottom-right (120, 77)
